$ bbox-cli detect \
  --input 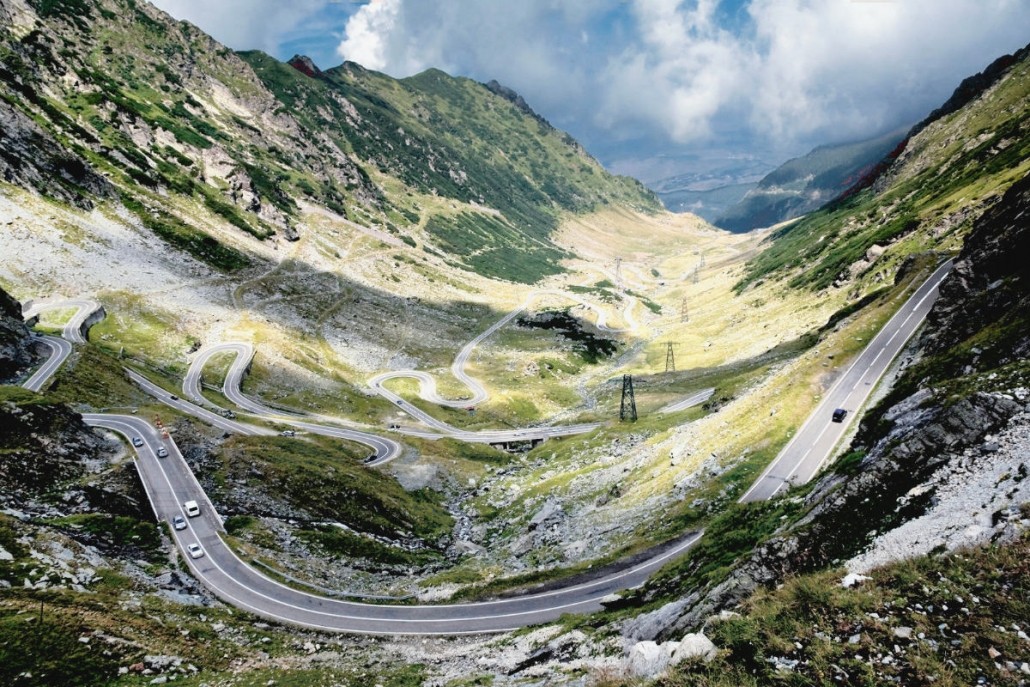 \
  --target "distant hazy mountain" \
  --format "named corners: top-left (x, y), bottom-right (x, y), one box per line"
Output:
top-left (714, 127), bottom-right (909, 232)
